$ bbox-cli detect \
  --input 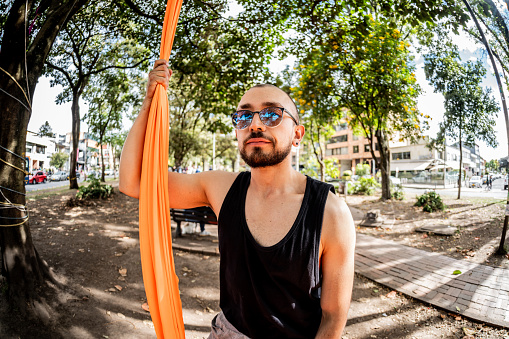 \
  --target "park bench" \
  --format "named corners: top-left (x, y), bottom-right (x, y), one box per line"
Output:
top-left (170, 206), bottom-right (217, 237)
